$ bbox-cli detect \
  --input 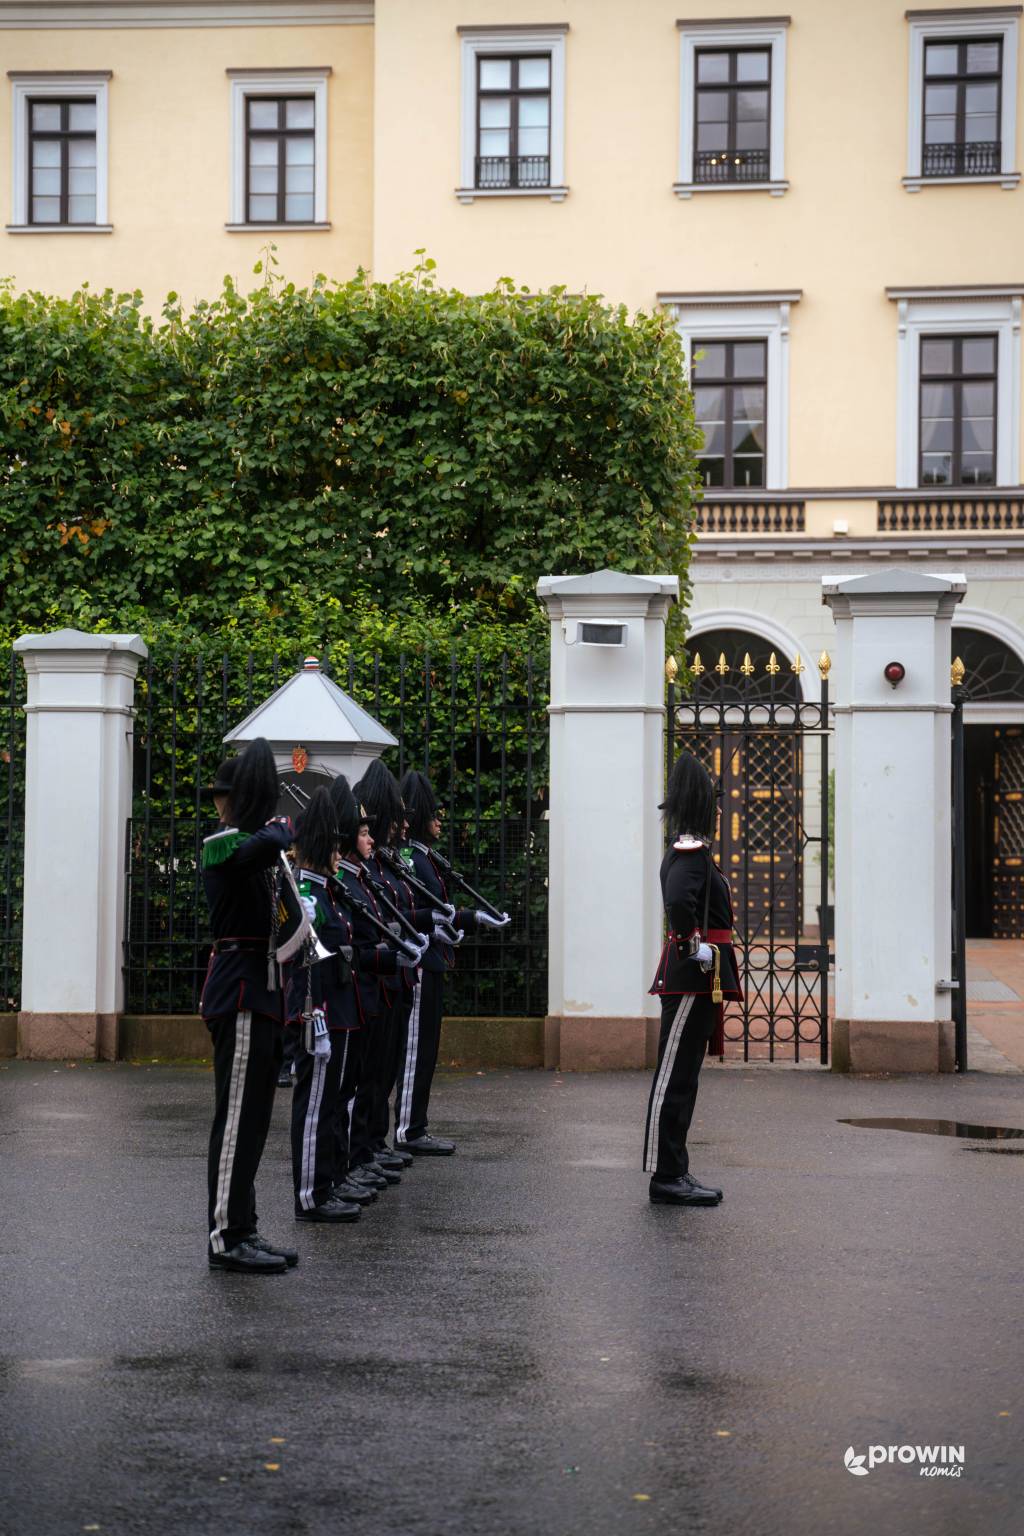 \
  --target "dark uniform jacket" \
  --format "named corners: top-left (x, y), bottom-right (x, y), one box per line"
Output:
top-left (402, 842), bottom-right (476, 974)
top-left (199, 818), bottom-right (295, 1021)
top-left (649, 837), bottom-right (742, 1000)
top-left (285, 869), bottom-right (360, 1032)
top-left (331, 860), bottom-right (398, 1020)
top-left (367, 850), bottom-right (430, 996)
